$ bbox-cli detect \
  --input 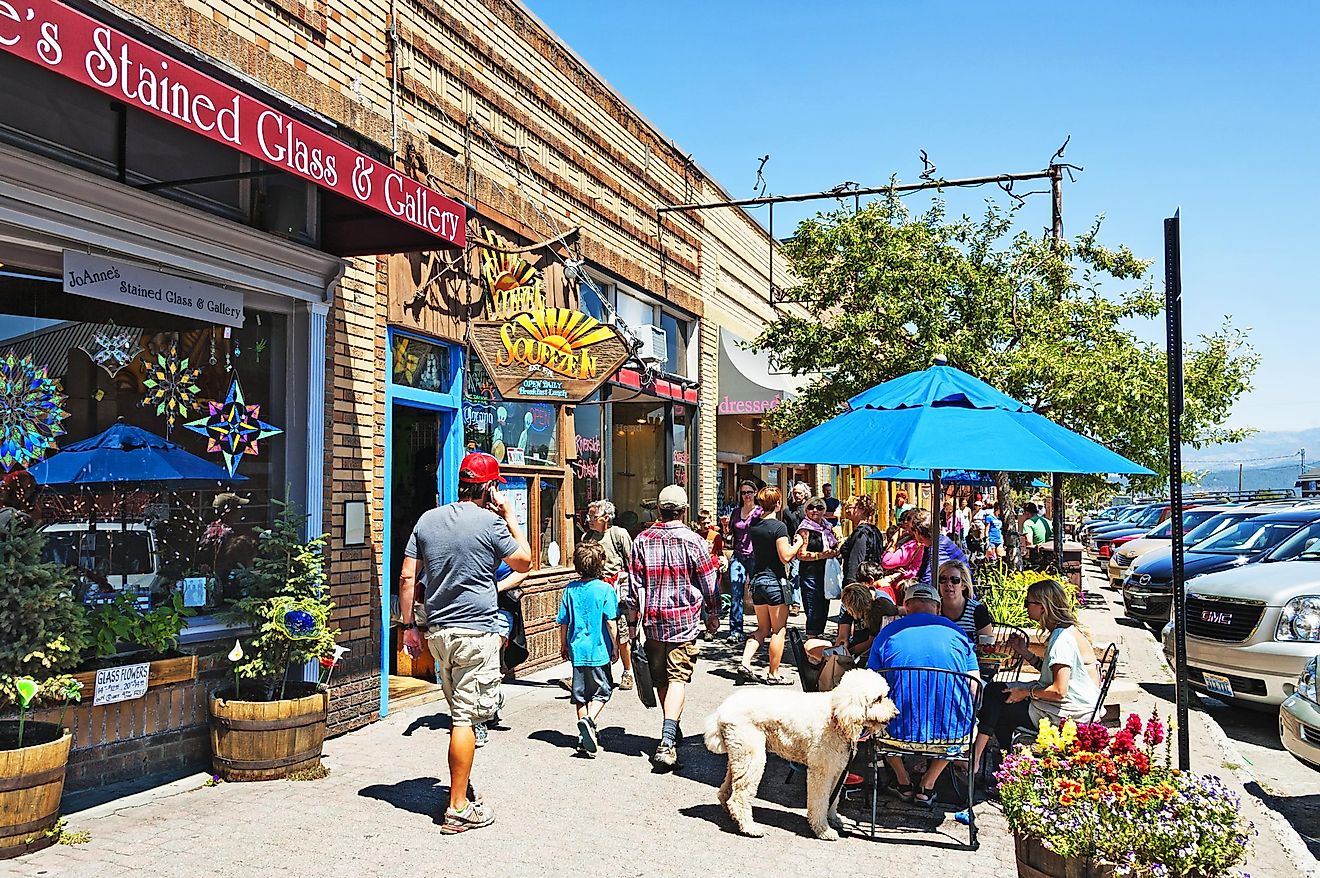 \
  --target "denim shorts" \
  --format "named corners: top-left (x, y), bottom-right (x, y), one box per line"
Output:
top-left (751, 574), bottom-right (787, 607)
top-left (571, 664), bottom-right (614, 706)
